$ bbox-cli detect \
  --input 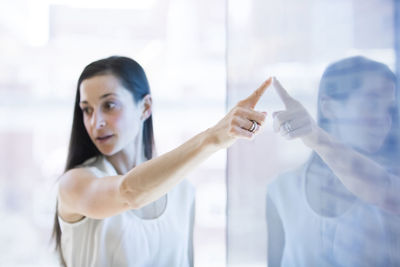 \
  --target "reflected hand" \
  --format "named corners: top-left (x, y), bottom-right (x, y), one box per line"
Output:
top-left (272, 77), bottom-right (318, 146)
top-left (210, 77), bottom-right (272, 149)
